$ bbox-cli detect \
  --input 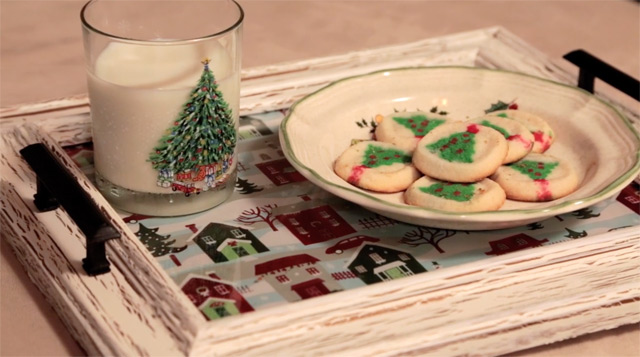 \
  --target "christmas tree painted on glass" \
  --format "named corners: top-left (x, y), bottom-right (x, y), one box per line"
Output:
top-left (149, 58), bottom-right (236, 195)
